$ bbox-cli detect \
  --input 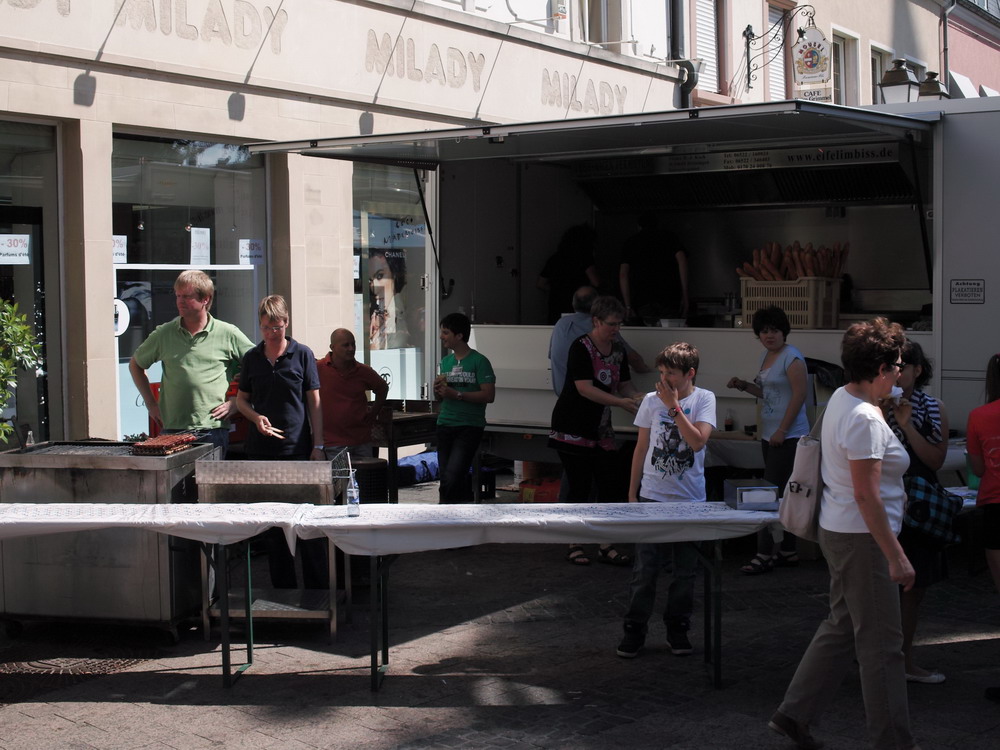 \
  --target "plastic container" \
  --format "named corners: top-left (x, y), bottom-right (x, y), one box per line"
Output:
top-left (519, 477), bottom-right (561, 503)
top-left (740, 276), bottom-right (841, 329)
